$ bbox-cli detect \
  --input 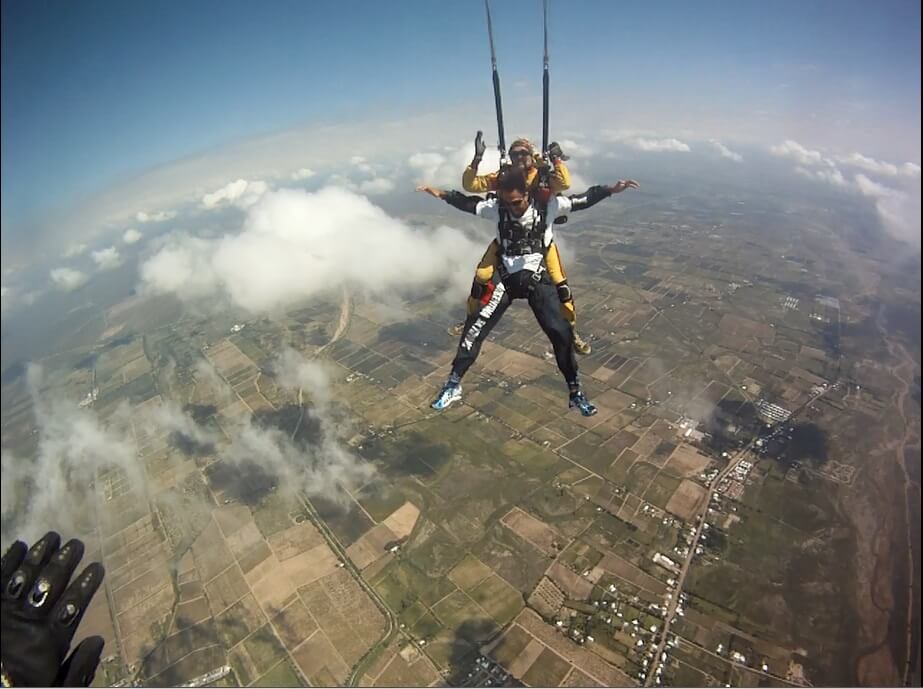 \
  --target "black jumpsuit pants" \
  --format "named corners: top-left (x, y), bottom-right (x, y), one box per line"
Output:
top-left (450, 268), bottom-right (578, 386)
